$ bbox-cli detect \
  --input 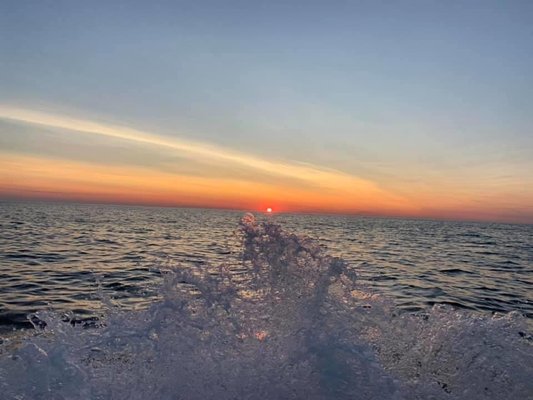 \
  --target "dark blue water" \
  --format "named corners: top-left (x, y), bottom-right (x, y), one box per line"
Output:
top-left (0, 201), bottom-right (531, 332)
top-left (1, 203), bottom-right (532, 399)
